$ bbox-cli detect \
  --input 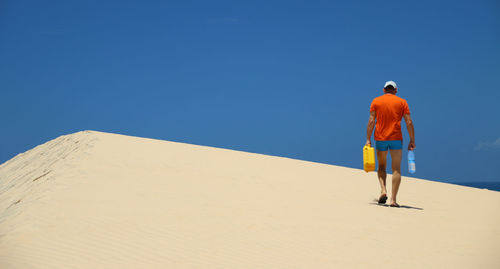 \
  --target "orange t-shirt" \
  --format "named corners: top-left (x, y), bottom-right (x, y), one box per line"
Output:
top-left (370, 94), bottom-right (410, 141)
